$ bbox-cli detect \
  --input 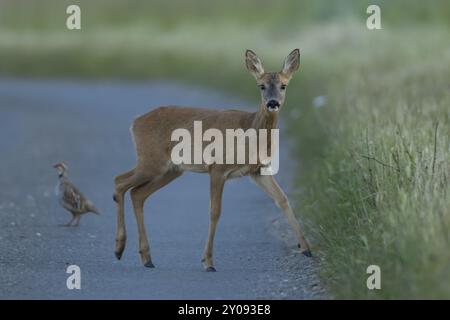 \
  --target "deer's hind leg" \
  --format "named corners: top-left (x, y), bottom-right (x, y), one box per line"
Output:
top-left (130, 169), bottom-right (182, 268)
top-left (113, 169), bottom-right (135, 202)
top-left (114, 168), bottom-right (149, 260)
